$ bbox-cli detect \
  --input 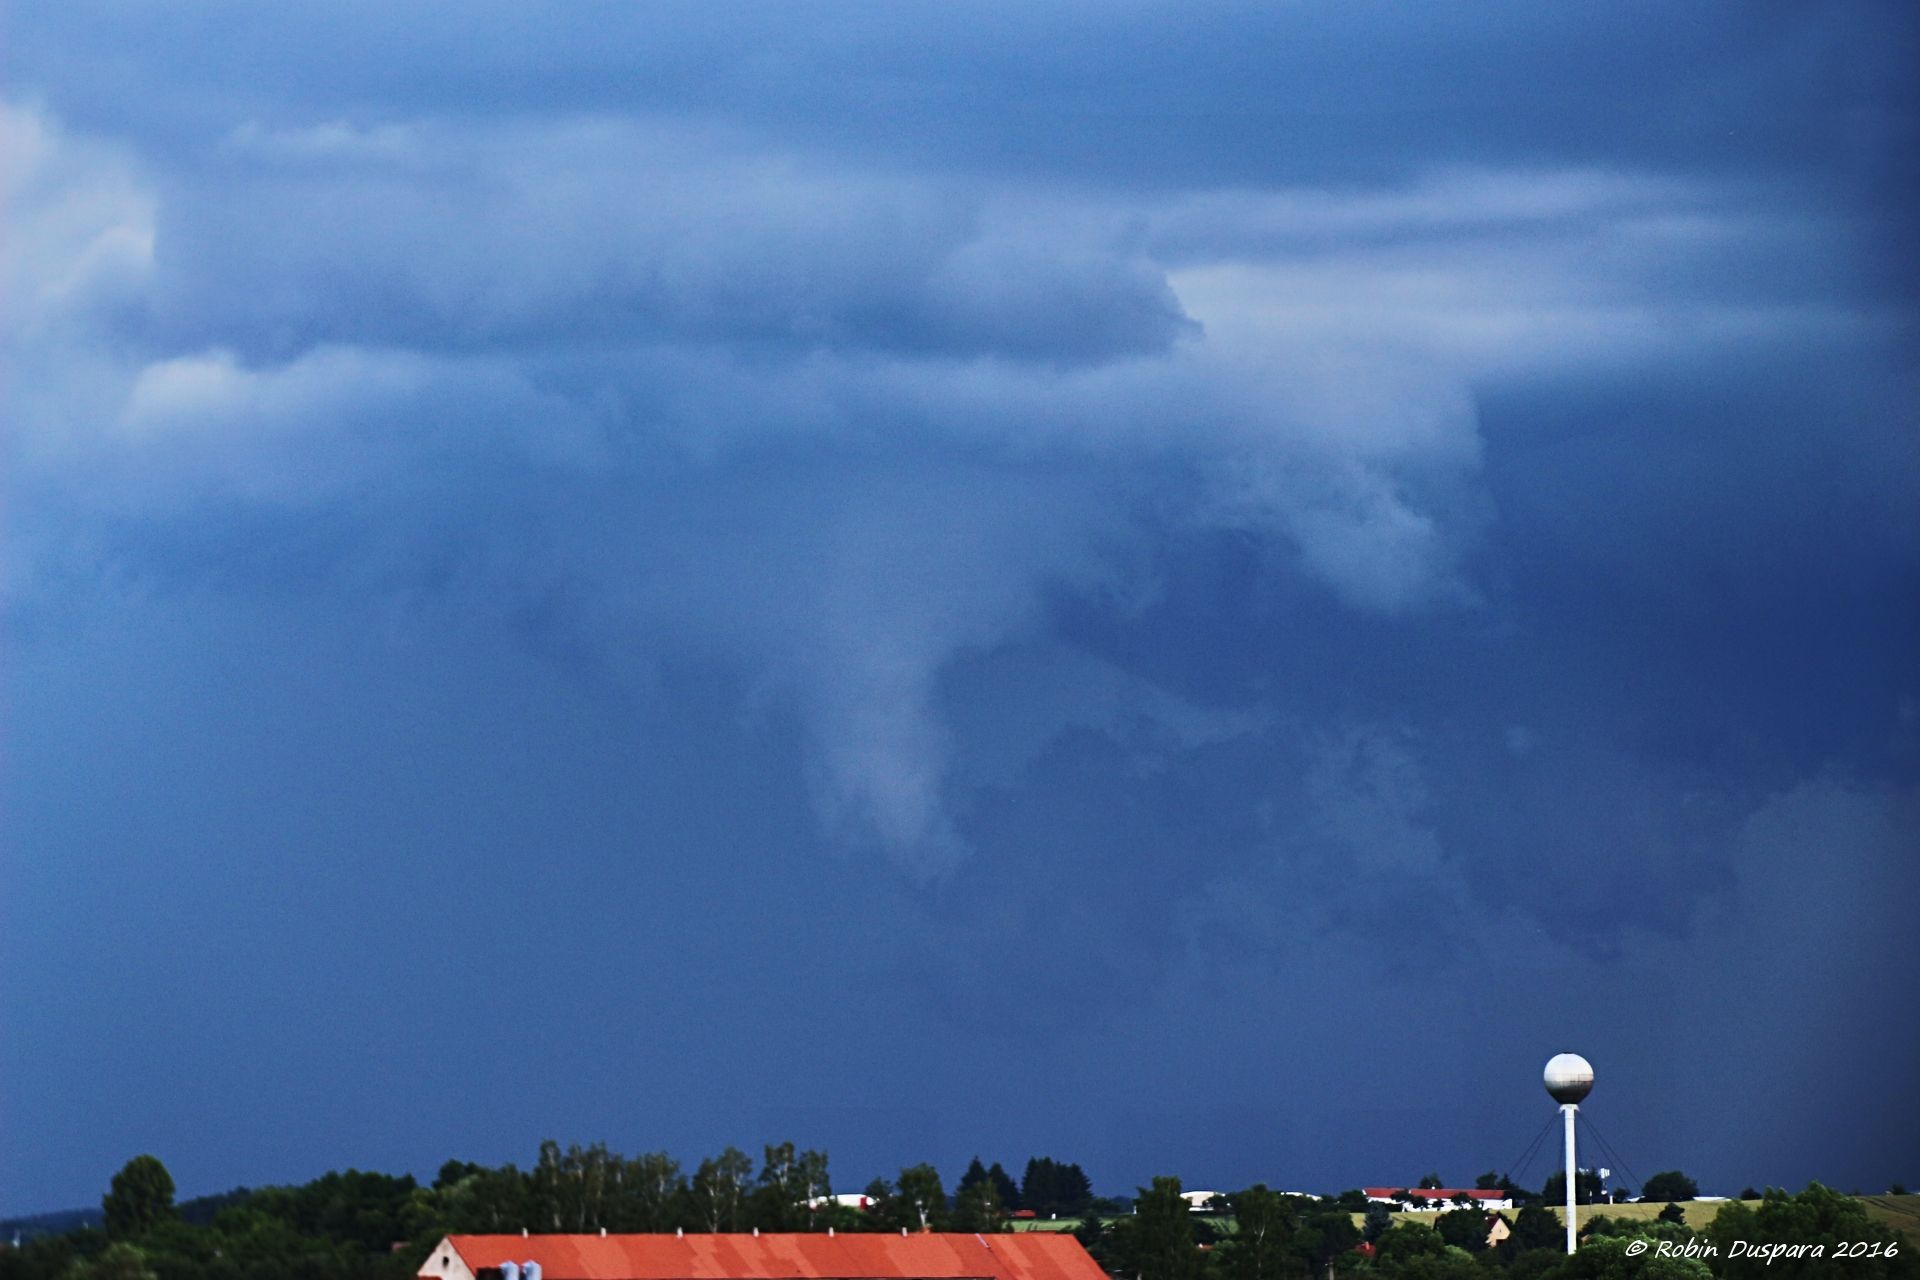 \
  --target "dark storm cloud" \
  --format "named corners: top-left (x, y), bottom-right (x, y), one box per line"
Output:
top-left (8, 88), bottom-right (1528, 874)
top-left (16, 2), bottom-right (1915, 199)
top-left (141, 118), bottom-right (1195, 363)
top-left (3, 0), bottom-right (1916, 1213)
